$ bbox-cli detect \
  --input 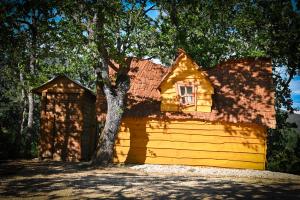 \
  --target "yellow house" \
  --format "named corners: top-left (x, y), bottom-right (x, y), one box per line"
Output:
top-left (96, 49), bottom-right (276, 170)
